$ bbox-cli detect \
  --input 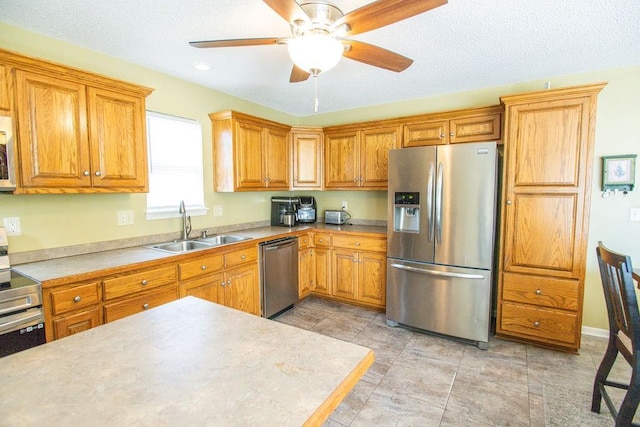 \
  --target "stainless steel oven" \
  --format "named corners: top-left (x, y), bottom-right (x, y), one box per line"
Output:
top-left (0, 226), bottom-right (45, 357)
